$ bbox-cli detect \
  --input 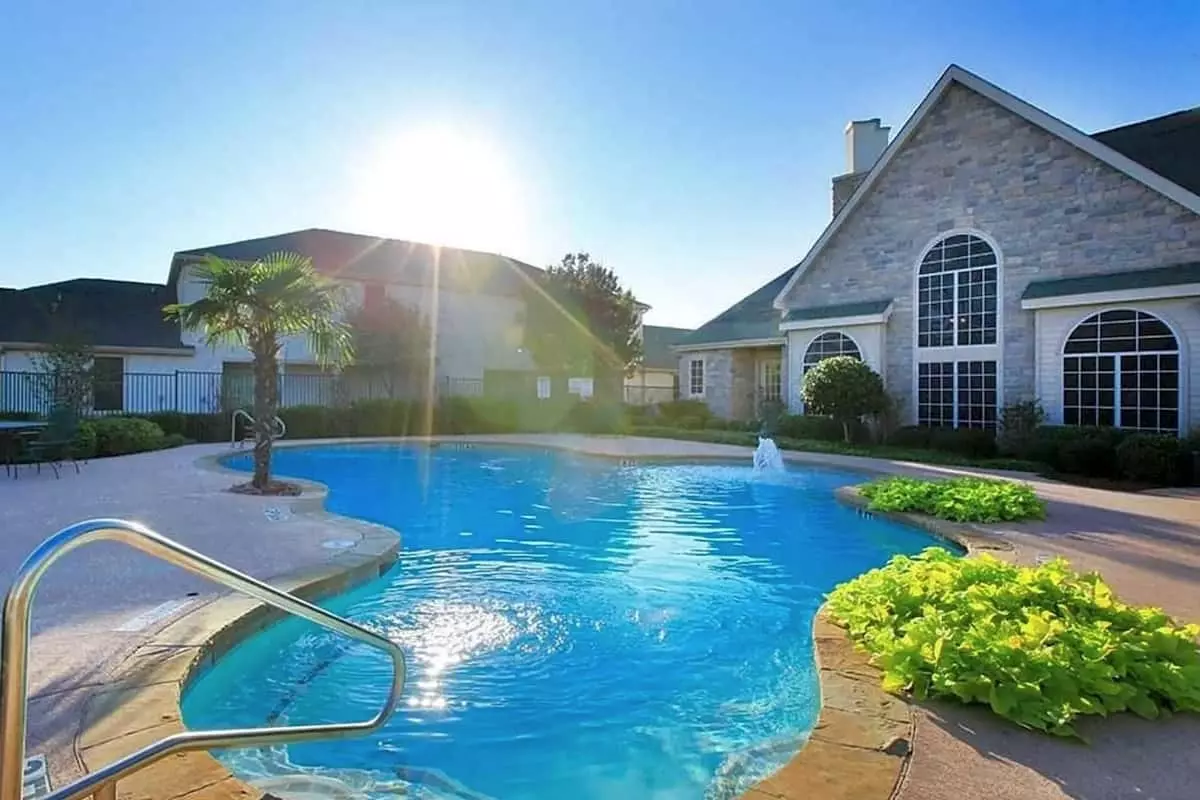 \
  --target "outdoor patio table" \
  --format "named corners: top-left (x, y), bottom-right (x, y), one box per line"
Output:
top-left (0, 421), bottom-right (47, 477)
